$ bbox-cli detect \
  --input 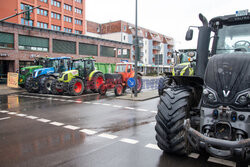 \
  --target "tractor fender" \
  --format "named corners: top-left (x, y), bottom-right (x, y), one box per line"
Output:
top-left (89, 70), bottom-right (103, 81)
